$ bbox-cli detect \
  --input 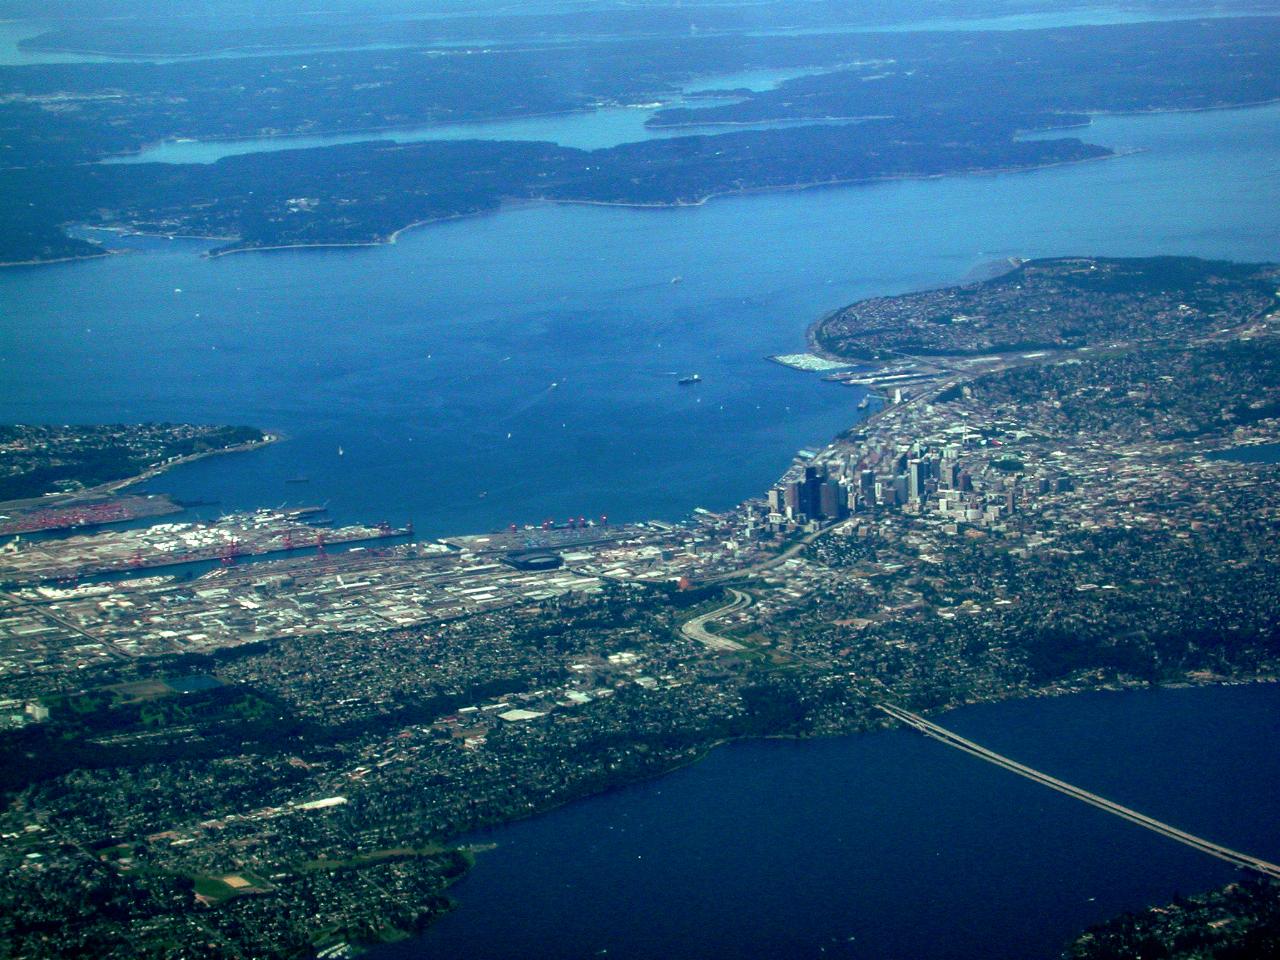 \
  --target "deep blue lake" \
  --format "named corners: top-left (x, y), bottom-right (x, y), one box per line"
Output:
top-left (1206, 443), bottom-right (1280, 464)
top-left (380, 684), bottom-right (1280, 960)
